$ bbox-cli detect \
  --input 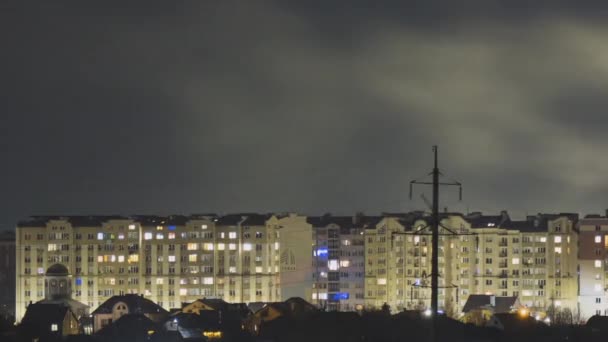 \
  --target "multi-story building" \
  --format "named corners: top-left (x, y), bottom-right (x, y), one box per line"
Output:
top-left (15, 213), bottom-right (311, 322)
top-left (309, 215), bottom-right (368, 311)
top-left (364, 211), bottom-right (579, 317)
top-left (0, 230), bottom-right (15, 318)
top-left (578, 214), bottom-right (608, 320)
